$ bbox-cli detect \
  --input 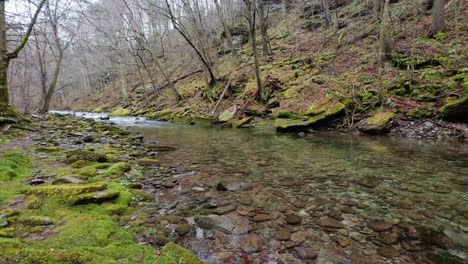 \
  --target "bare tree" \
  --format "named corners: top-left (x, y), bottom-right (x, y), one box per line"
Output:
top-left (243, 0), bottom-right (263, 100)
top-left (0, 0), bottom-right (46, 122)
